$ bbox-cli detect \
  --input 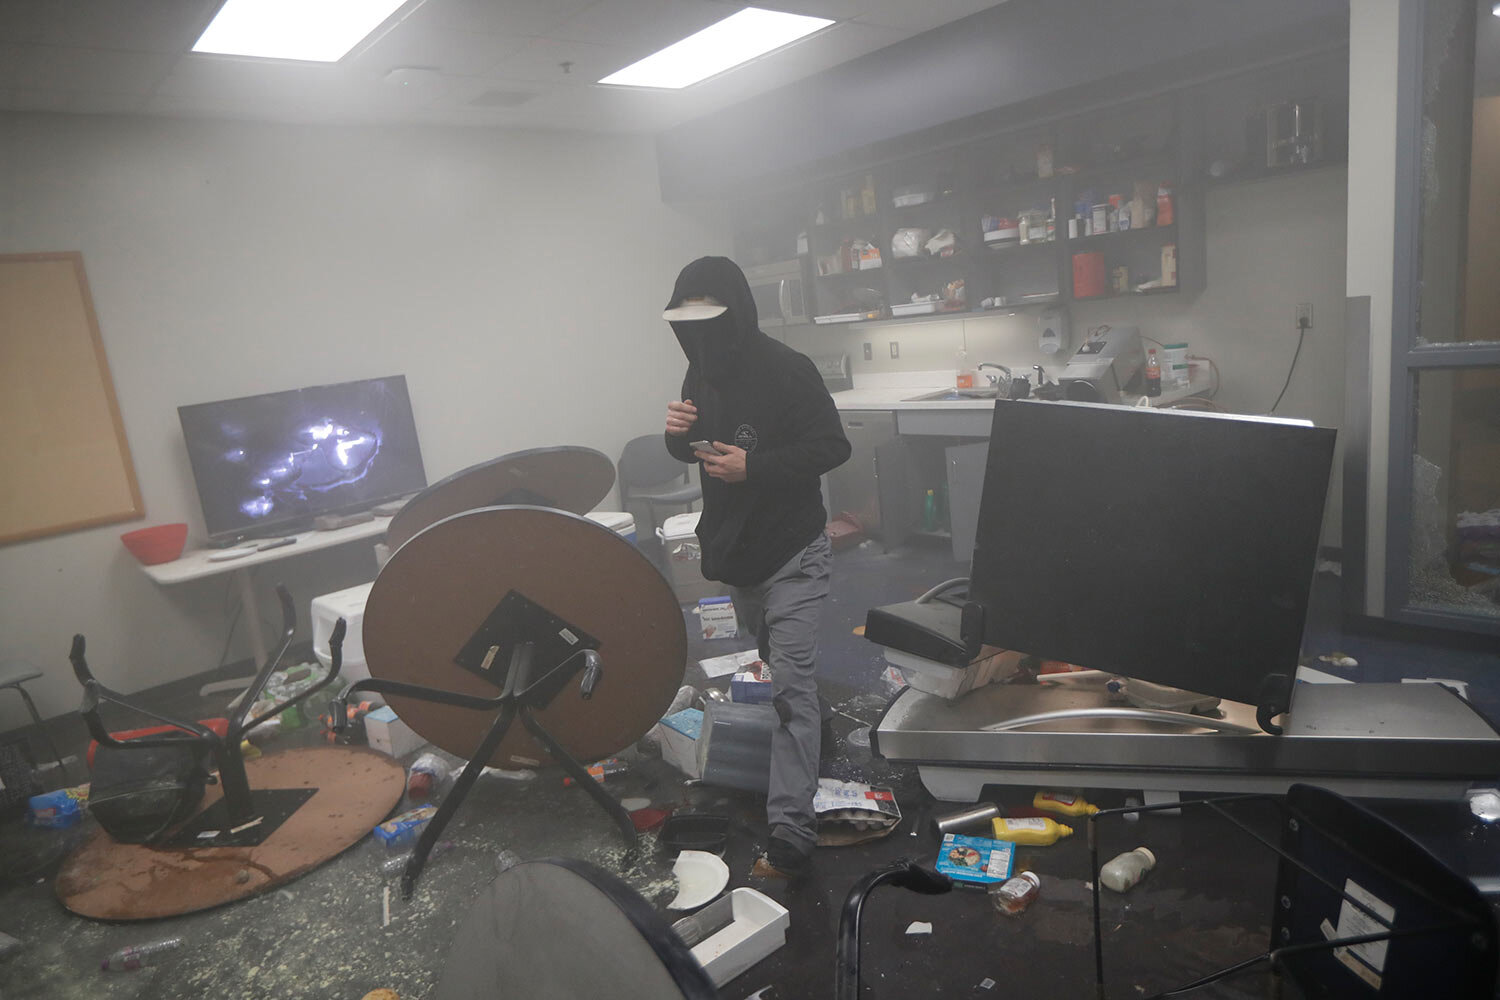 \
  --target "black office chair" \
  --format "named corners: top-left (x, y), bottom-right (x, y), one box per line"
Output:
top-left (618, 434), bottom-right (701, 558)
